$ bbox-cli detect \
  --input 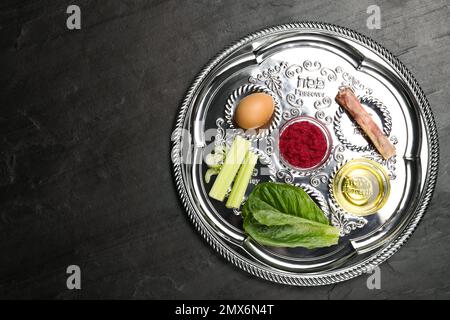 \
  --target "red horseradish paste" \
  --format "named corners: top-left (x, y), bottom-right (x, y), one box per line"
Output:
top-left (279, 119), bottom-right (328, 169)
